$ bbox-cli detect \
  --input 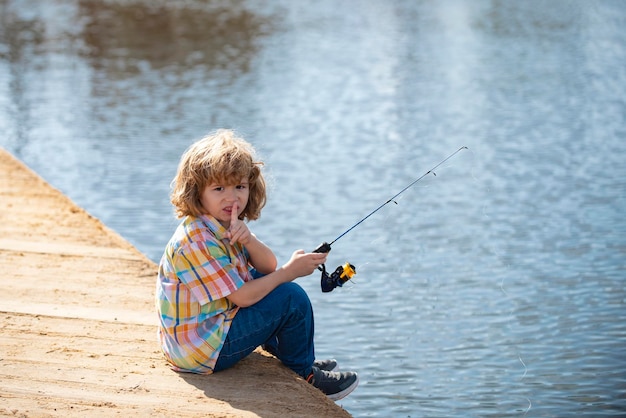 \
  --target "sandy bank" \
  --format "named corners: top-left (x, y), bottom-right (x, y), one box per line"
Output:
top-left (0, 148), bottom-right (351, 417)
